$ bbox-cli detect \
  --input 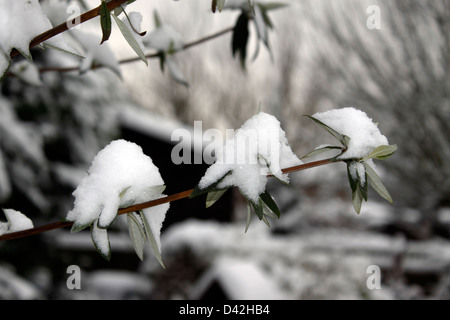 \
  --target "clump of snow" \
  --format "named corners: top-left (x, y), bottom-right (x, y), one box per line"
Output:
top-left (189, 257), bottom-right (288, 299)
top-left (311, 107), bottom-right (389, 160)
top-left (66, 139), bottom-right (168, 230)
top-left (198, 112), bottom-right (302, 203)
top-left (0, 0), bottom-right (77, 77)
top-left (348, 161), bottom-right (366, 186)
top-left (0, 208), bottom-right (34, 236)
